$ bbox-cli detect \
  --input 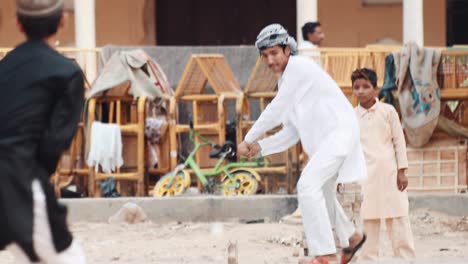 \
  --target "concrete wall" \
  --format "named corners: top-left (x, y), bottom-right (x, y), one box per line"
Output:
top-left (318, 0), bottom-right (446, 47)
top-left (61, 194), bottom-right (468, 223)
top-left (63, 196), bottom-right (299, 223)
top-left (0, 0), bottom-right (154, 47)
